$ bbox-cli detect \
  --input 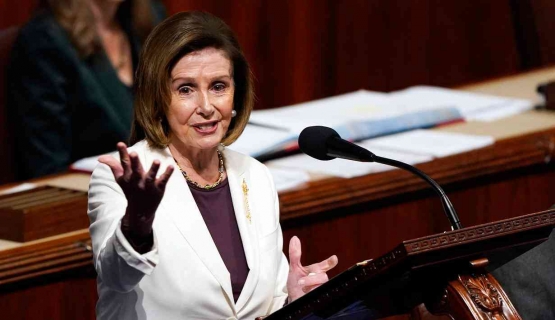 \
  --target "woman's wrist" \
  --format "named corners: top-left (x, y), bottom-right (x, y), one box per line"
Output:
top-left (122, 206), bottom-right (155, 237)
top-left (121, 219), bottom-right (154, 254)
top-left (122, 228), bottom-right (154, 254)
